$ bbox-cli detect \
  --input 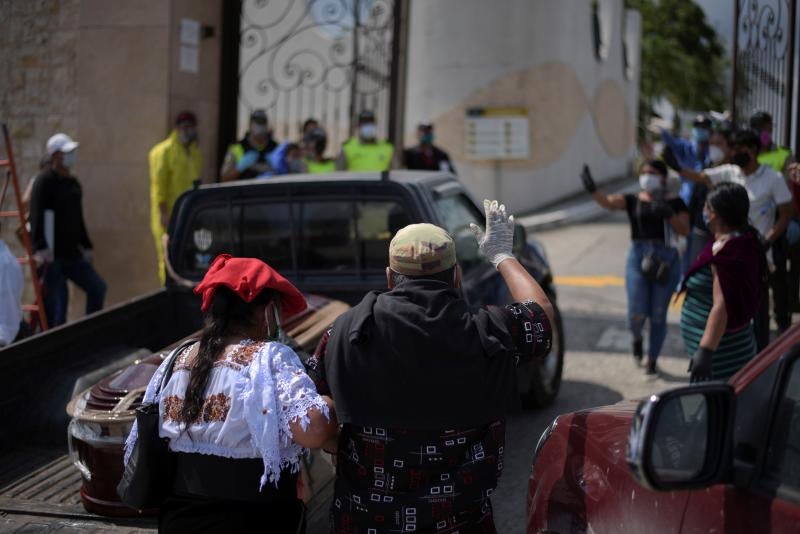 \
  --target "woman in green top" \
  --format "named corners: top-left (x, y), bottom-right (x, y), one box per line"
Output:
top-left (680, 182), bottom-right (765, 382)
